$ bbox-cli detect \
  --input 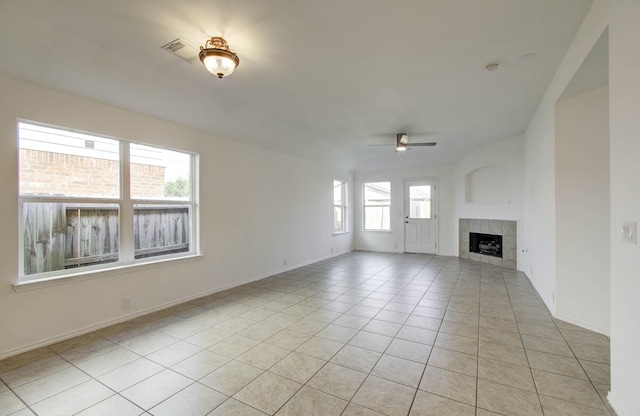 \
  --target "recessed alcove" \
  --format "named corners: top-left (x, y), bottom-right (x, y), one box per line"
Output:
top-left (464, 166), bottom-right (510, 203)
